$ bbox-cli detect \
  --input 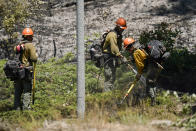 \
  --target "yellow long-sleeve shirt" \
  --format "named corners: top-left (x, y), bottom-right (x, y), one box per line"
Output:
top-left (103, 32), bottom-right (122, 56)
top-left (133, 49), bottom-right (148, 74)
top-left (14, 41), bottom-right (38, 67)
